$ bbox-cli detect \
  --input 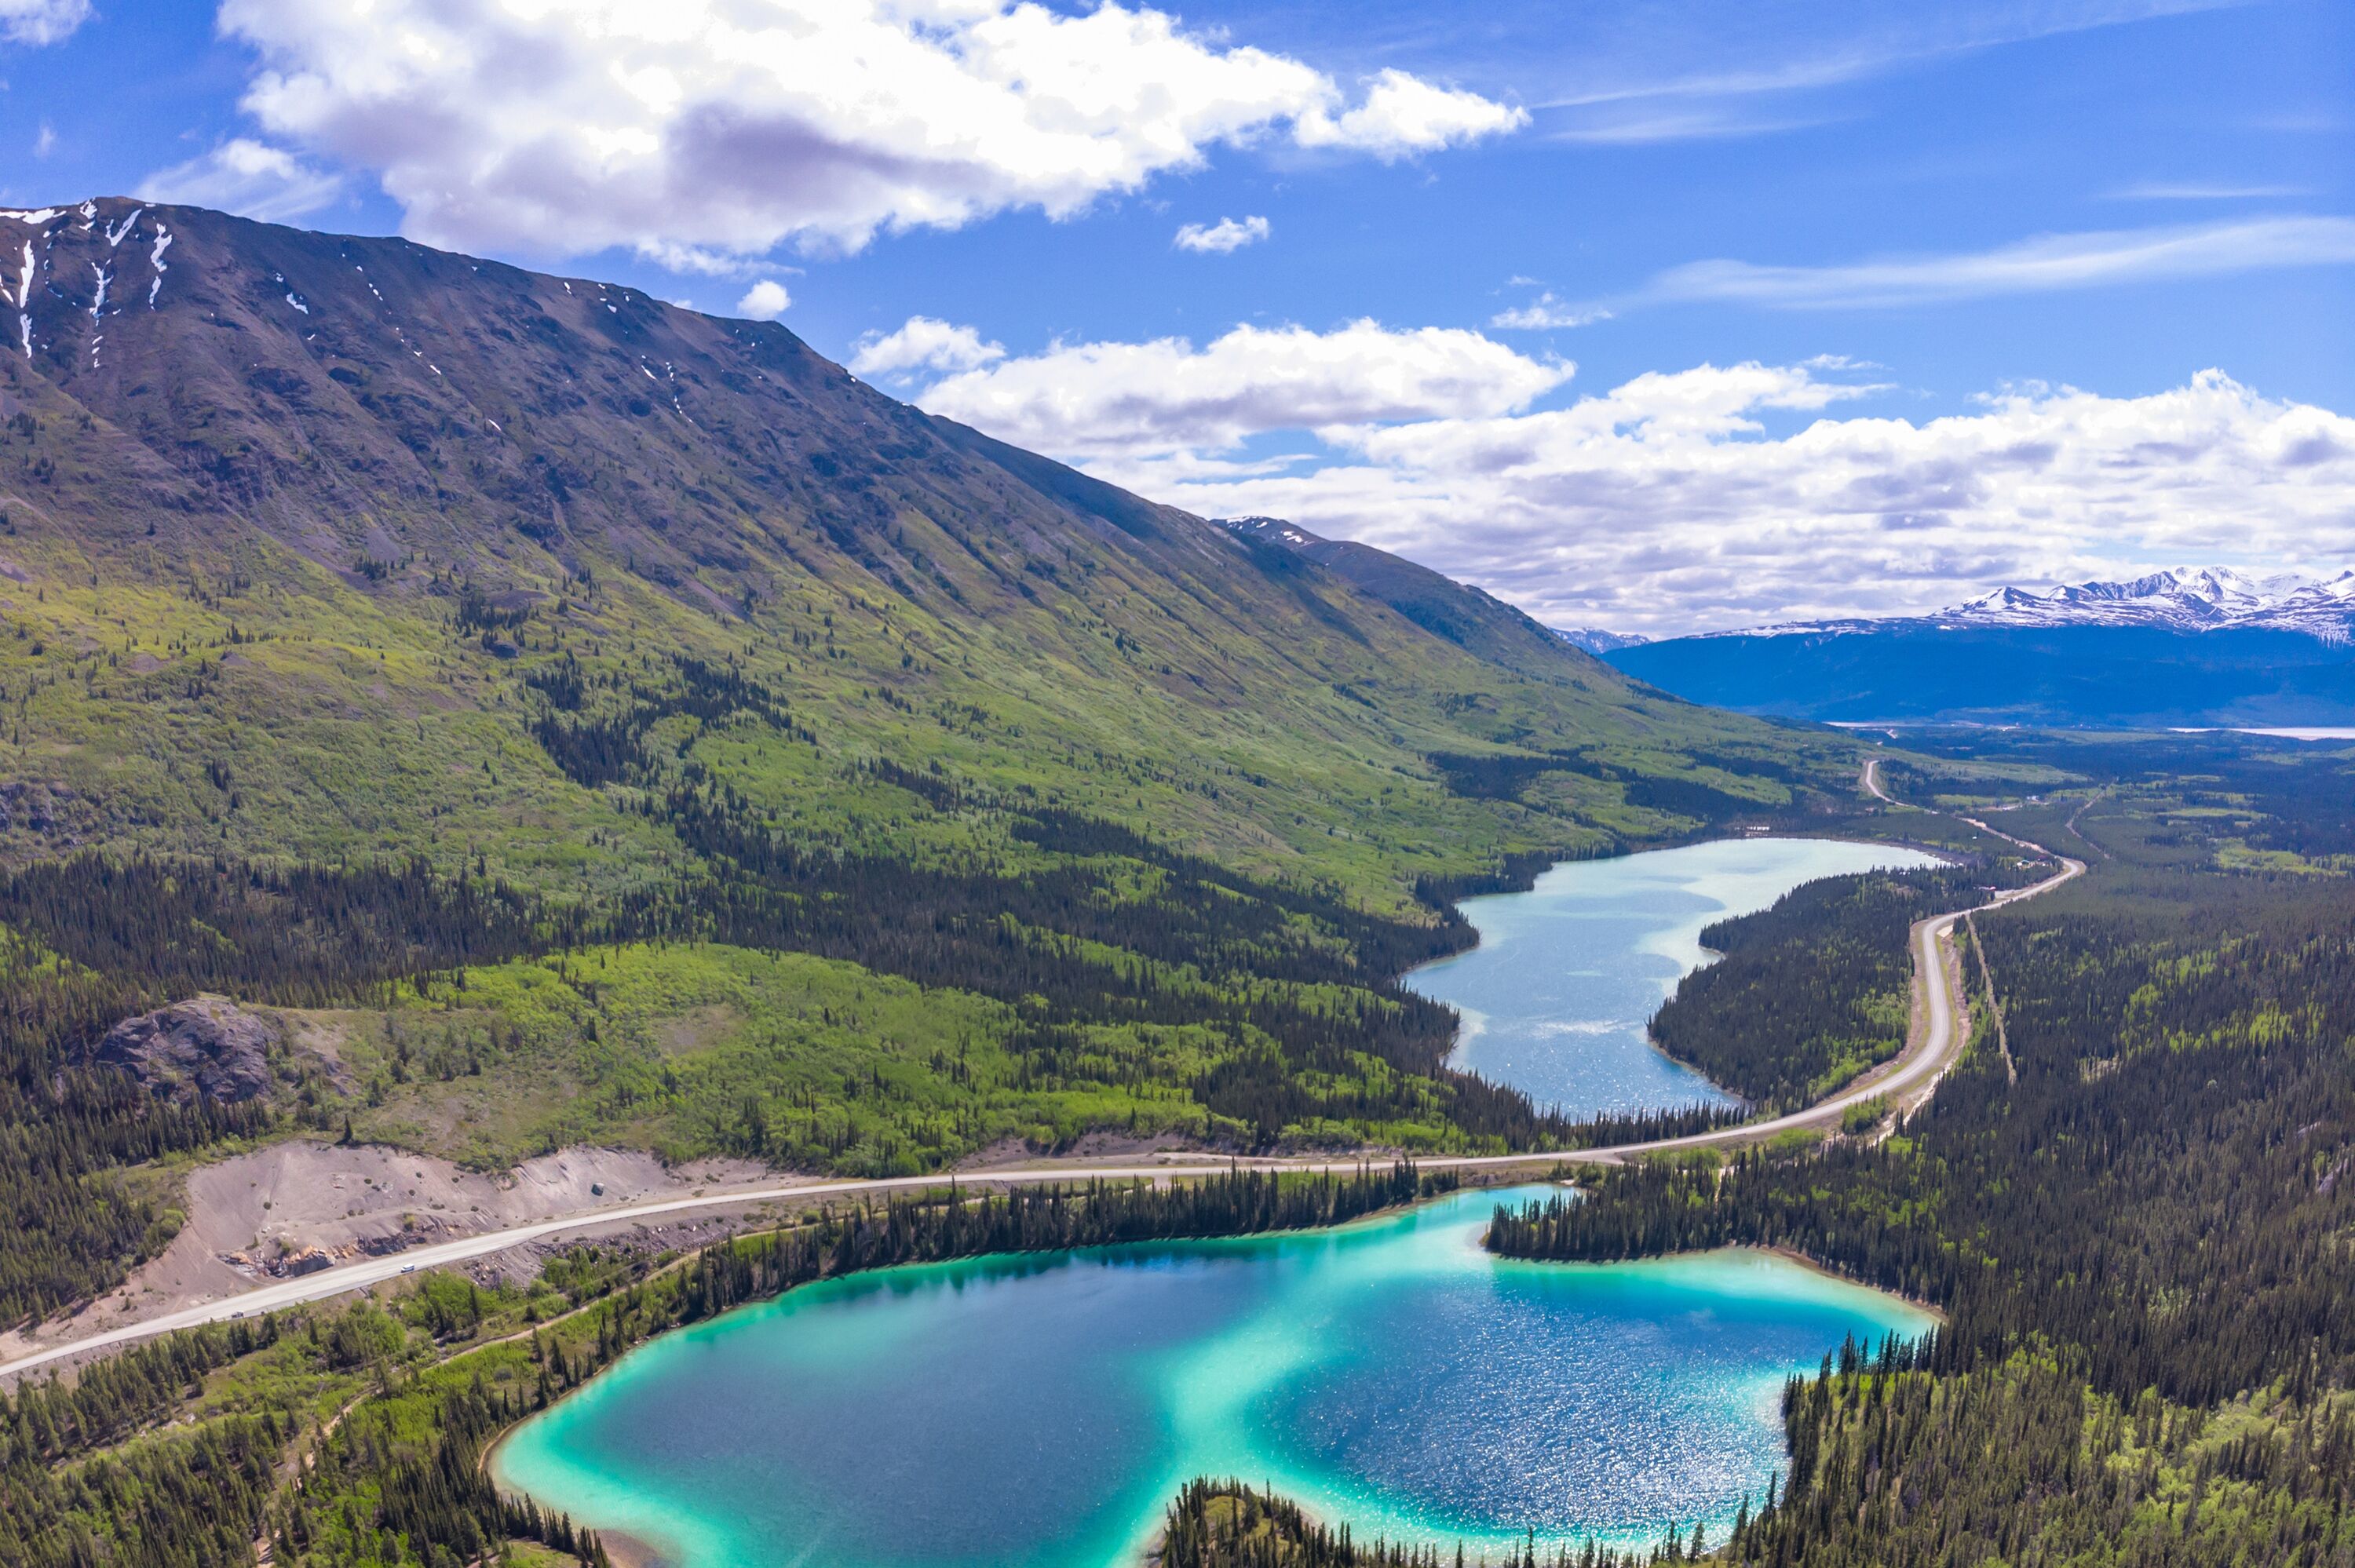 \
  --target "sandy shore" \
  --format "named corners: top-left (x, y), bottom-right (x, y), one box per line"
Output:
top-left (593, 1526), bottom-right (673, 1568)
